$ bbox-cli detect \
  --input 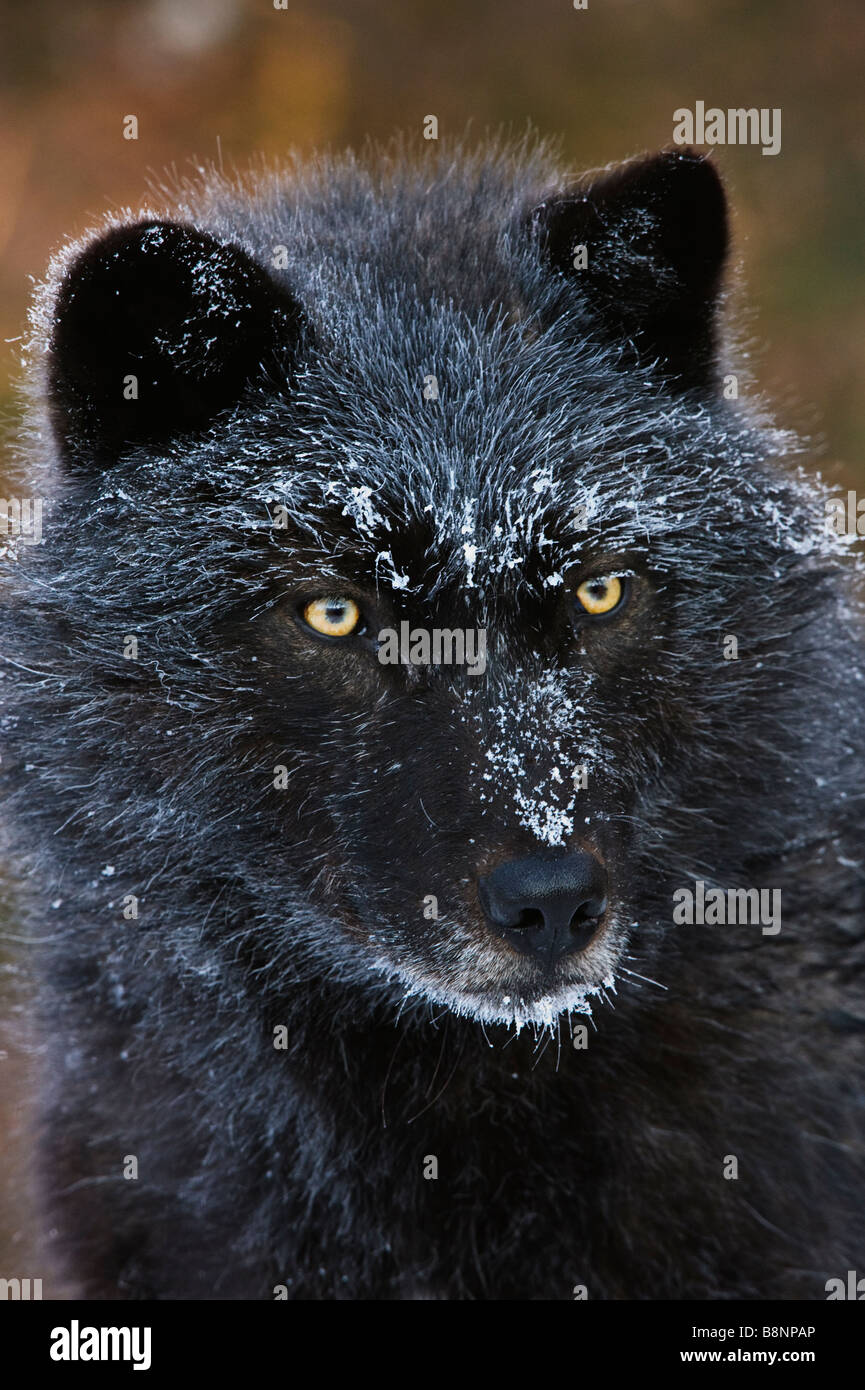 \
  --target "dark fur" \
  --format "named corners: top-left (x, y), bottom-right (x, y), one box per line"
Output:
top-left (2, 137), bottom-right (863, 1299)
